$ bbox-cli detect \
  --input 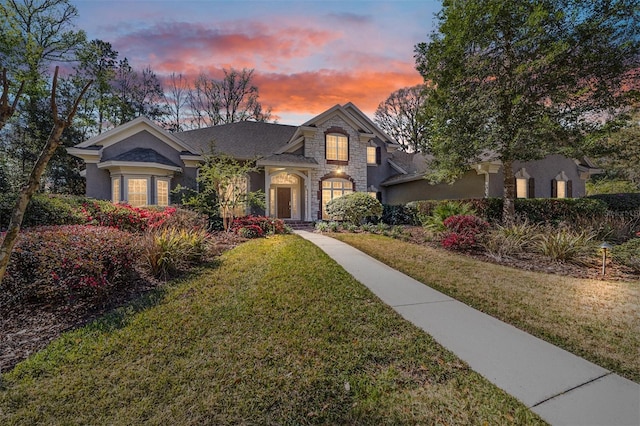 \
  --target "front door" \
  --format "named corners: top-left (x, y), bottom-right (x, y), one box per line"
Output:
top-left (276, 187), bottom-right (291, 219)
